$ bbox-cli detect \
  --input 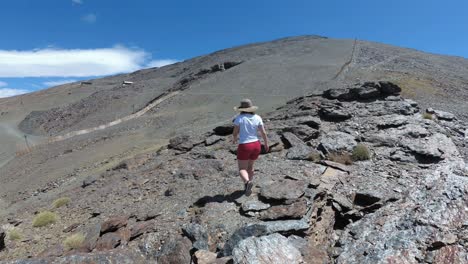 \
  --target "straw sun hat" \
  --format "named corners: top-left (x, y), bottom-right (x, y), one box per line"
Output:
top-left (234, 98), bottom-right (258, 112)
